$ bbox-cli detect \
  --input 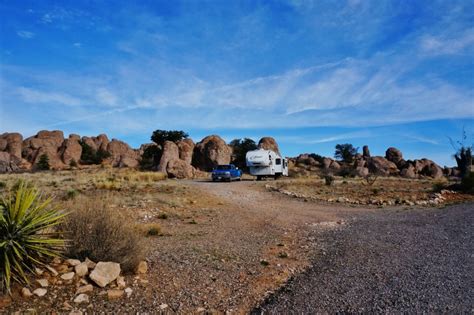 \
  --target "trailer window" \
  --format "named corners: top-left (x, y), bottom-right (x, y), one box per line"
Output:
top-left (276, 158), bottom-right (281, 165)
